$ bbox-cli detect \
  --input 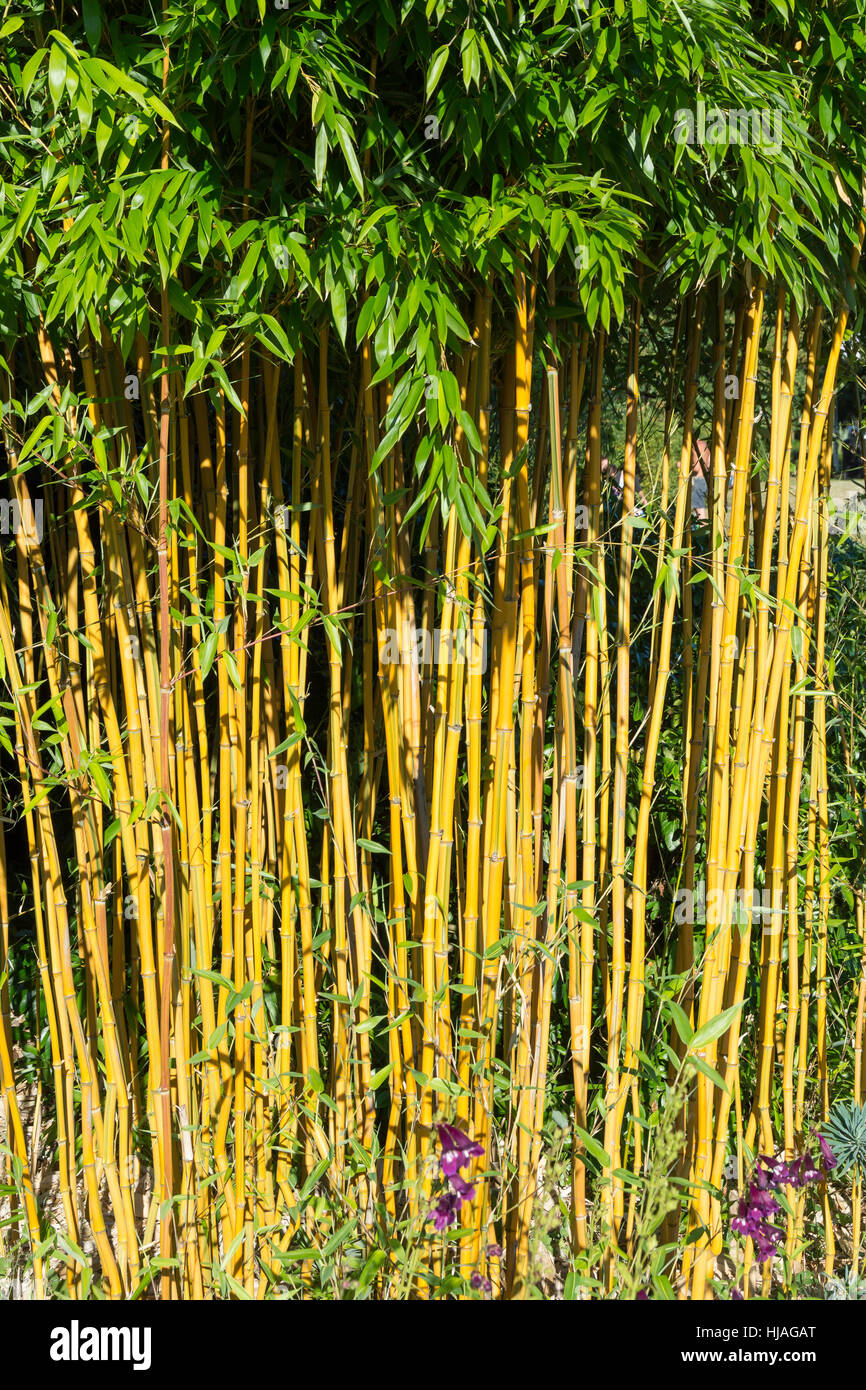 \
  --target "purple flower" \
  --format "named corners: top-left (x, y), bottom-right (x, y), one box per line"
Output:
top-left (636, 1291), bottom-right (649, 1300)
top-left (432, 1190), bottom-right (461, 1232)
top-left (731, 1180), bottom-right (783, 1260)
top-left (486, 1242), bottom-right (503, 1258)
top-left (436, 1123), bottom-right (484, 1180)
top-left (758, 1153), bottom-right (795, 1187)
top-left (731, 1200), bottom-right (760, 1239)
top-left (748, 1186), bottom-right (779, 1218)
top-left (818, 1135), bottom-right (838, 1174)
top-left (470, 1272), bottom-right (492, 1293)
top-left (732, 1195), bottom-right (782, 1260)
top-left (752, 1226), bottom-right (782, 1262)
top-left (449, 1172), bottom-right (477, 1203)
top-left (429, 1122), bottom-right (485, 1232)
top-left (731, 1142), bottom-right (830, 1266)
top-left (753, 1160), bottom-right (771, 1190)
top-left (781, 1153), bottom-right (818, 1189)
top-left (731, 1288), bottom-right (744, 1300)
